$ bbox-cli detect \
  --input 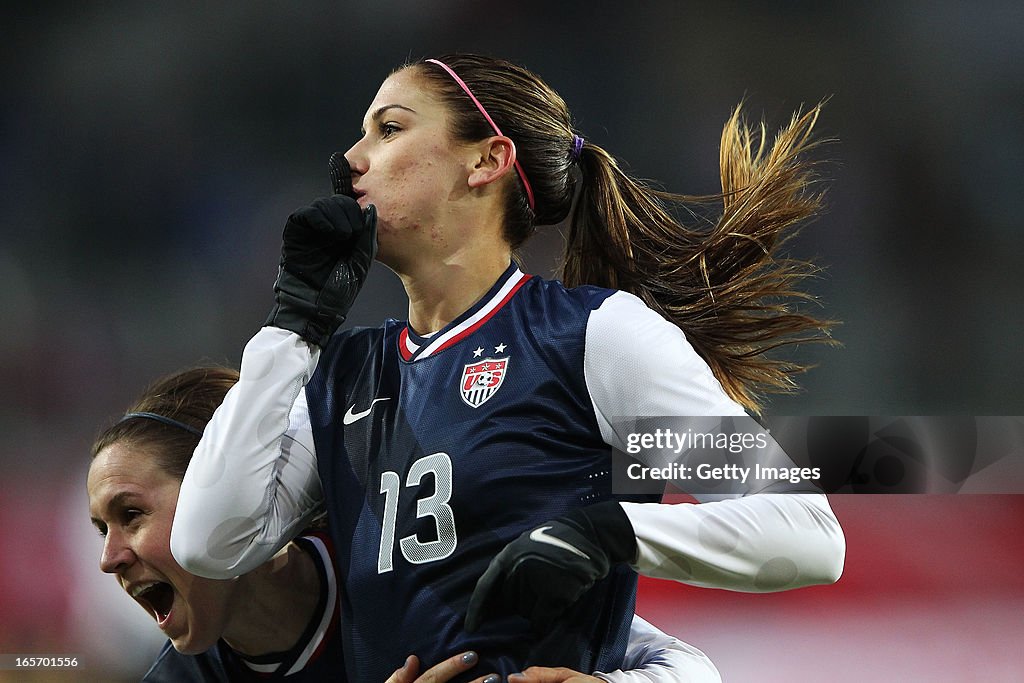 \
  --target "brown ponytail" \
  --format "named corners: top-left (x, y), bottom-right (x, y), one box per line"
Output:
top-left (564, 104), bottom-right (836, 413)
